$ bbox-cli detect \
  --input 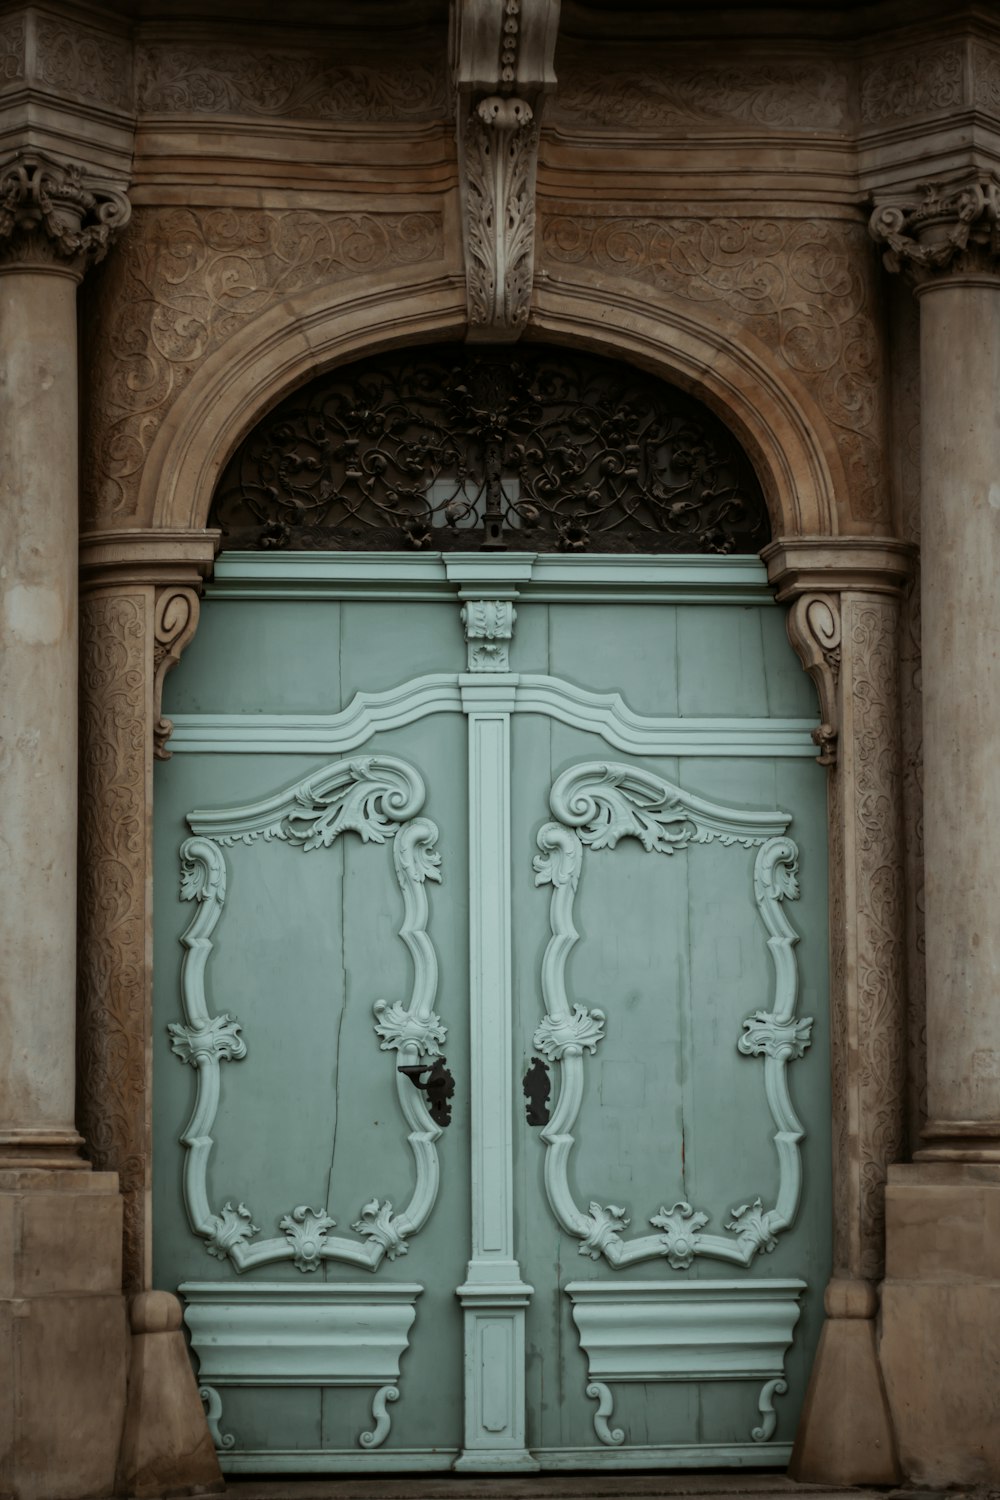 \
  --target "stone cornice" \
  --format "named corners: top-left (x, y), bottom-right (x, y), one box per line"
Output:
top-left (0, 148), bottom-right (130, 275)
top-left (869, 171), bottom-right (1000, 287)
top-left (79, 529), bottom-right (220, 592)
